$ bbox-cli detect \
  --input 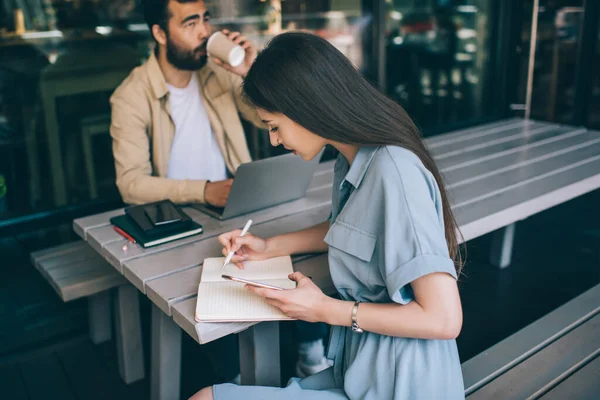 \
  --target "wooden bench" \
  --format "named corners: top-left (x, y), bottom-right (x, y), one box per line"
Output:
top-left (462, 284), bottom-right (600, 399)
top-left (30, 240), bottom-right (145, 384)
